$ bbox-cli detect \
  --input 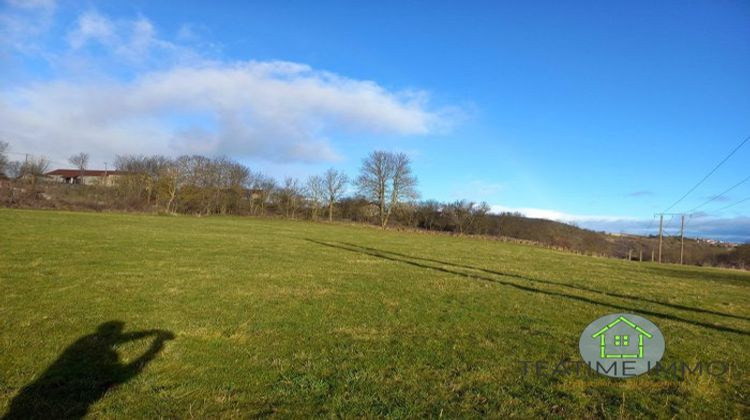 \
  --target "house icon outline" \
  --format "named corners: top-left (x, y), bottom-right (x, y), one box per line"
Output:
top-left (591, 315), bottom-right (653, 359)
